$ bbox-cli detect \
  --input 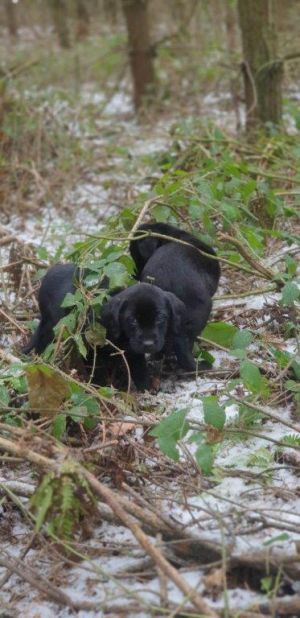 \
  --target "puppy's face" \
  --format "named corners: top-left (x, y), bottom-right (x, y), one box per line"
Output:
top-left (101, 283), bottom-right (185, 356)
